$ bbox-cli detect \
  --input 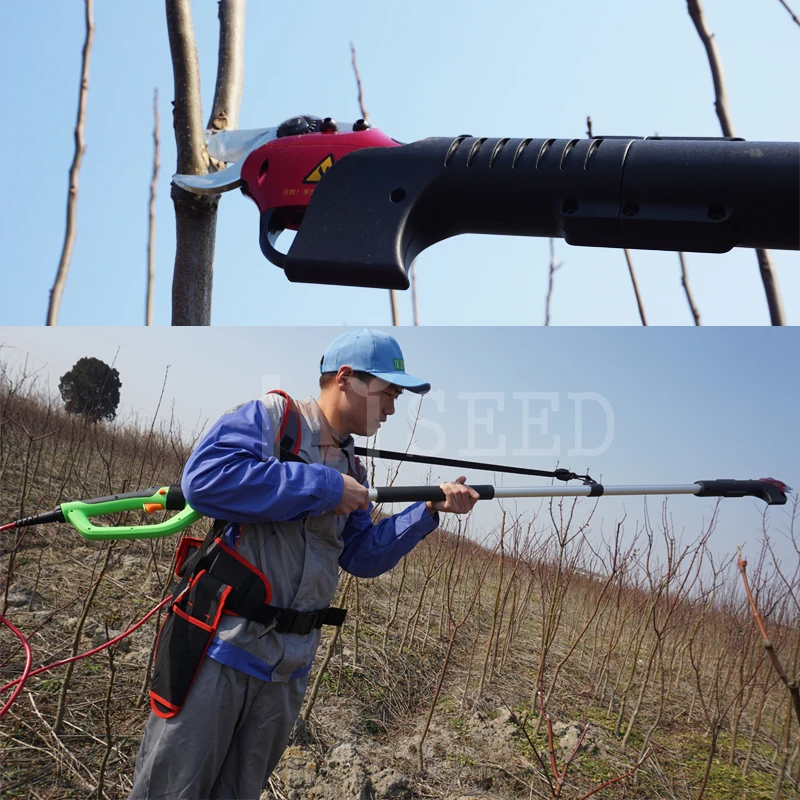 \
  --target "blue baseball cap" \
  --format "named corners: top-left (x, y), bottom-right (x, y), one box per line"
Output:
top-left (320, 329), bottom-right (430, 394)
